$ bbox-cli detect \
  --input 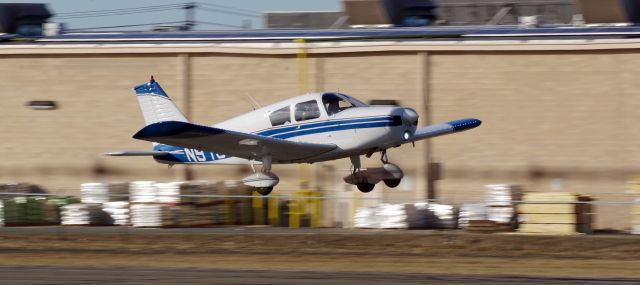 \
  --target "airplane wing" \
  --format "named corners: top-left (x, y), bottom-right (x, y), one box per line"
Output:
top-left (410, 118), bottom-right (481, 142)
top-left (132, 121), bottom-right (337, 162)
